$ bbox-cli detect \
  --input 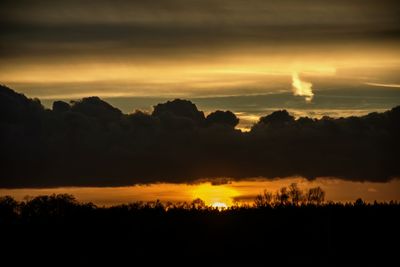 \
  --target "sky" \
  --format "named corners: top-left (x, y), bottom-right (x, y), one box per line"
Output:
top-left (1, 1), bottom-right (400, 129)
top-left (1, 1), bottom-right (400, 101)
top-left (1, 1), bottom-right (400, 204)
